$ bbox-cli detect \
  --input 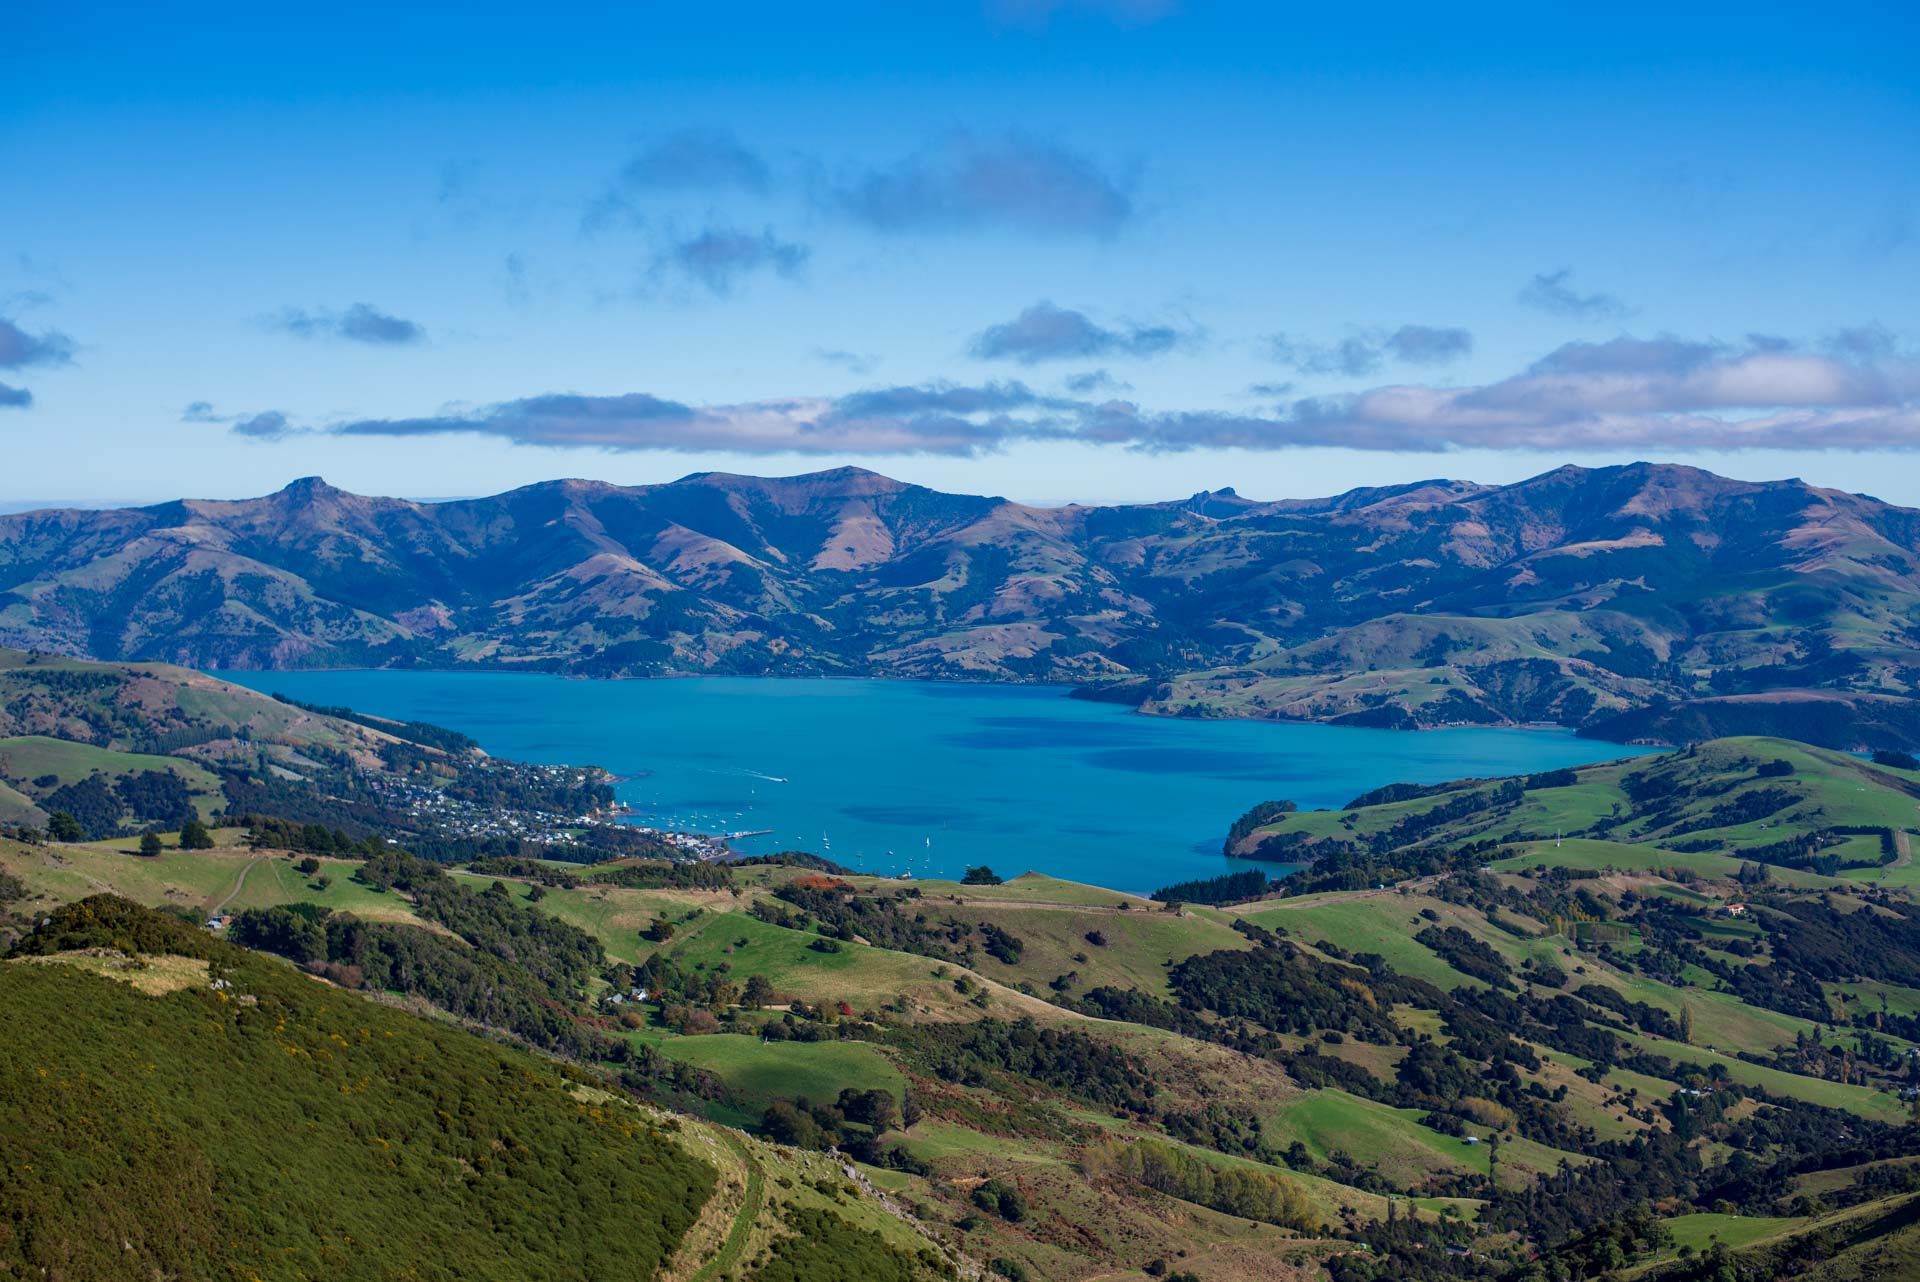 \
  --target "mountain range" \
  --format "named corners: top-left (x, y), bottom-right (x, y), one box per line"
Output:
top-left (4, 461), bottom-right (1919, 744)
